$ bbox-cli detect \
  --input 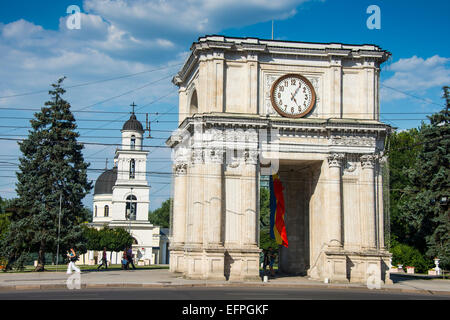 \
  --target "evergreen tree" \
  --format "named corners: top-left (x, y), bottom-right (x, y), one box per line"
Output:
top-left (2, 78), bottom-right (92, 271)
top-left (400, 86), bottom-right (449, 268)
